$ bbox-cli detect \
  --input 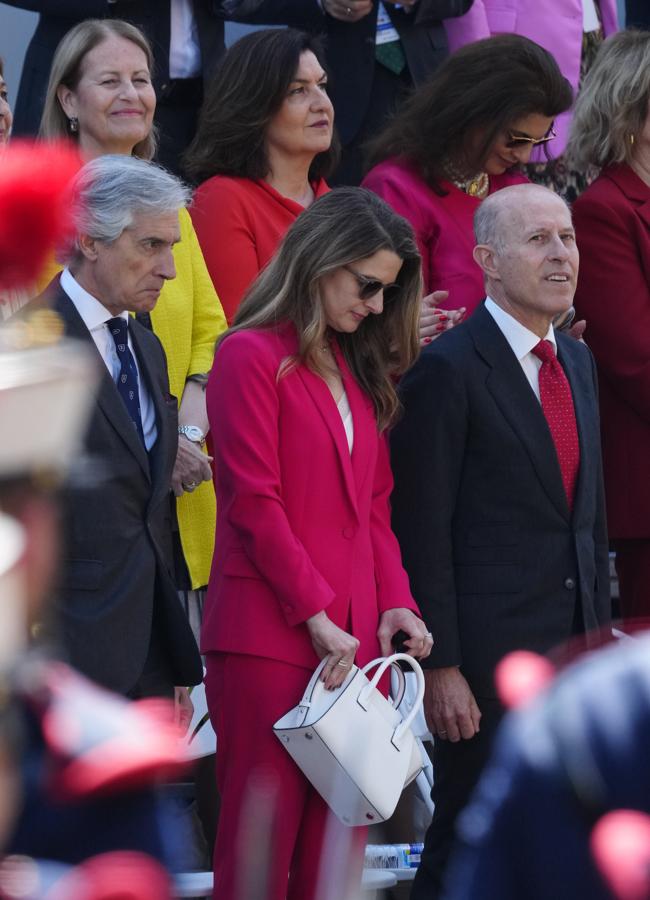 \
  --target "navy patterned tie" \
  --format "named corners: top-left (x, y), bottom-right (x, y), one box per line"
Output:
top-left (106, 317), bottom-right (145, 446)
